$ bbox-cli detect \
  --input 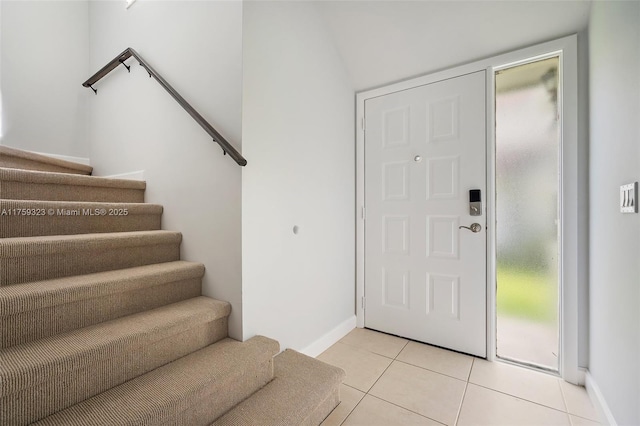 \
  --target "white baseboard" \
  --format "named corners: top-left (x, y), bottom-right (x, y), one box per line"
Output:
top-left (585, 370), bottom-right (617, 426)
top-left (102, 170), bottom-right (145, 181)
top-left (31, 150), bottom-right (91, 166)
top-left (300, 315), bottom-right (356, 358)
